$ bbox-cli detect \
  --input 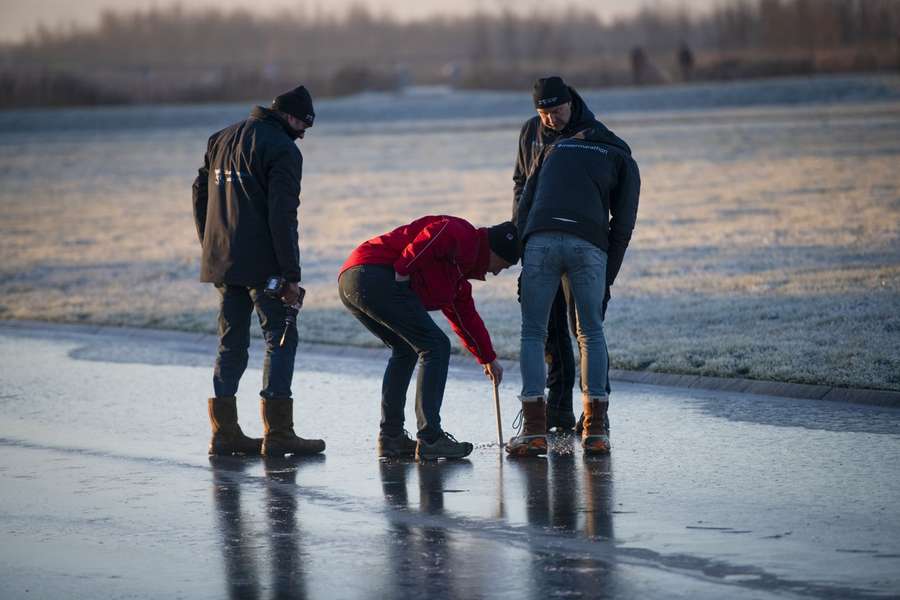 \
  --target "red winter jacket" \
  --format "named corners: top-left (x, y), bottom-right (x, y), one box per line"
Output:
top-left (340, 215), bottom-right (497, 364)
